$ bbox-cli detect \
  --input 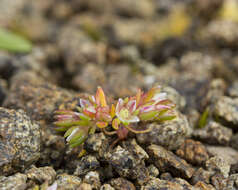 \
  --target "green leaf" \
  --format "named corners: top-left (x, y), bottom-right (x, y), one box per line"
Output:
top-left (70, 134), bottom-right (87, 147)
top-left (64, 126), bottom-right (79, 138)
top-left (197, 107), bottom-right (209, 128)
top-left (0, 28), bottom-right (32, 53)
top-left (157, 115), bottom-right (176, 122)
top-left (139, 111), bottom-right (158, 121)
